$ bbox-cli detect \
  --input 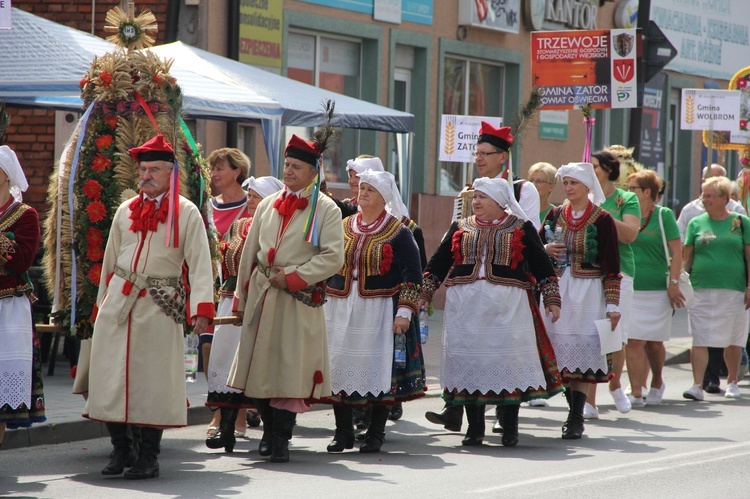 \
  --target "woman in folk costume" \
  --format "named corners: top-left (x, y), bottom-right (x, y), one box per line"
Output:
top-left (73, 135), bottom-right (215, 479)
top-left (228, 121), bottom-right (345, 463)
top-left (324, 170), bottom-right (425, 454)
top-left (203, 148), bottom-right (254, 438)
top-left (205, 175), bottom-right (283, 453)
top-left (541, 162), bottom-right (621, 440)
top-left (0, 146), bottom-right (45, 447)
top-left (420, 177), bottom-right (562, 447)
